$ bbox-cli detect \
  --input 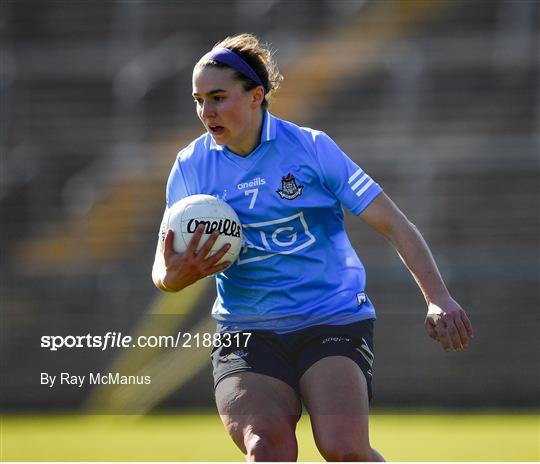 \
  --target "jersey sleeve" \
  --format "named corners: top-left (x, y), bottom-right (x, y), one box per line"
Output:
top-left (158, 153), bottom-right (193, 240)
top-left (314, 132), bottom-right (382, 215)
top-left (165, 156), bottom-right (192, 208)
